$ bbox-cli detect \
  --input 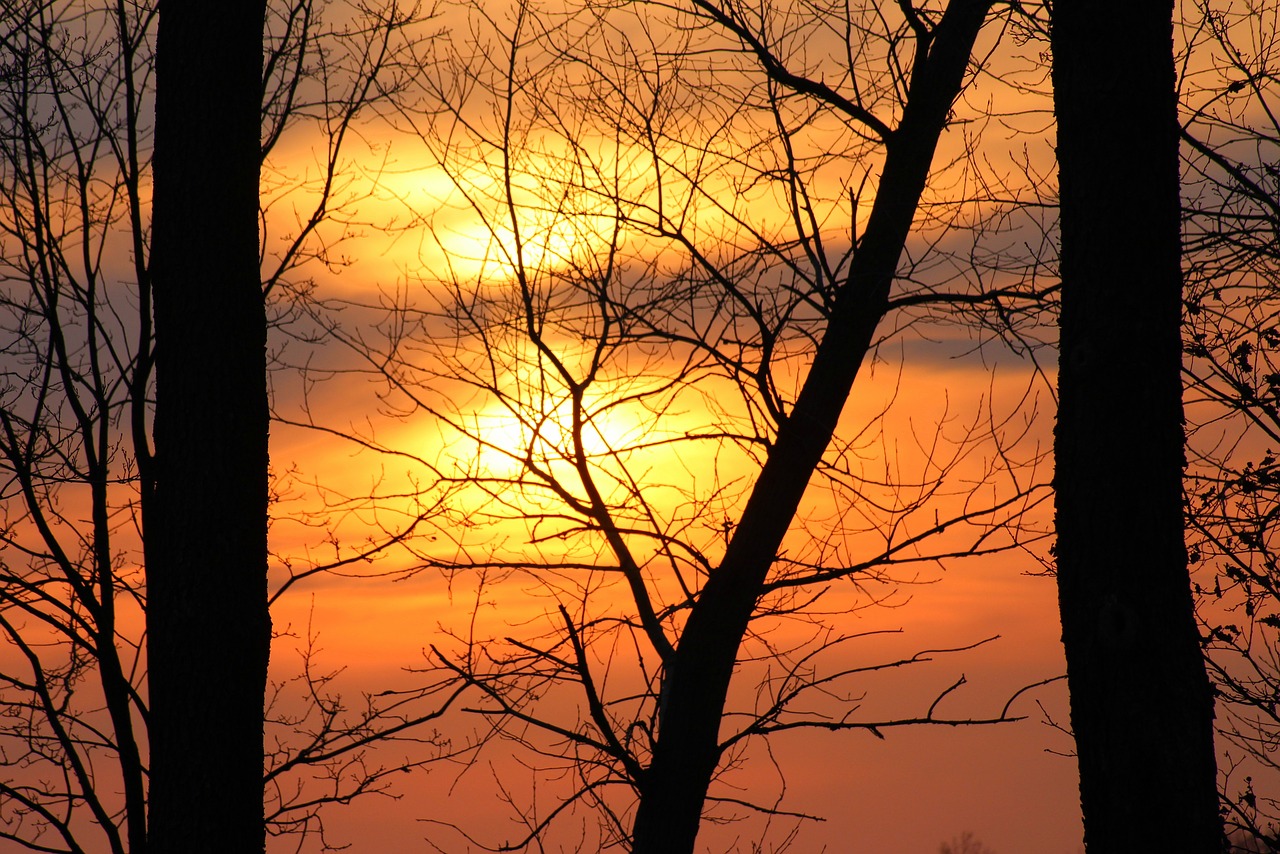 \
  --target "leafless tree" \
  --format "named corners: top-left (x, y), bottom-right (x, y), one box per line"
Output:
top-left (0, 1), bottom-right (460, 851)
top-left (1181, 1), bottom-right (1280, 849)
top-left (296, 0), bottom-right (1058, 849)
top-left (1052, 0), bottom-right (1223, 848)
